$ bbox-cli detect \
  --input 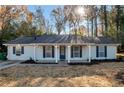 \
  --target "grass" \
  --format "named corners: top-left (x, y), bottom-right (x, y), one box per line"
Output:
top-left (0, 62), bottom-right (124, 87)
